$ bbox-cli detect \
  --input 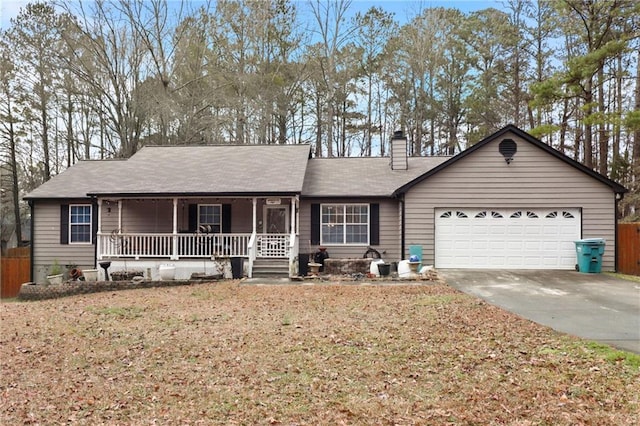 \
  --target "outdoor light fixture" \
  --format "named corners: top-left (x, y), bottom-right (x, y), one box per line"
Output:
top-left (499, 138), bottom-right (517, 164)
